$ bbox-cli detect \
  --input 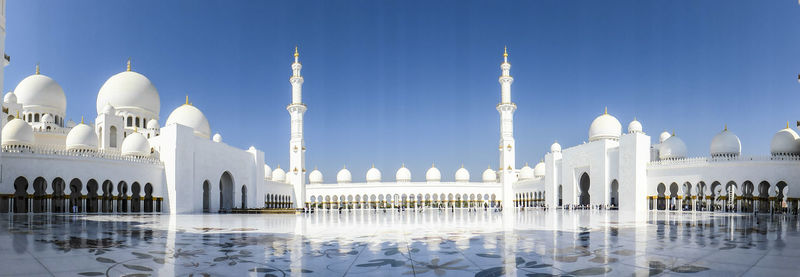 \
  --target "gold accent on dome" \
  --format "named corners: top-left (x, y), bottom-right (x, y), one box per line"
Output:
top-left (294, 45), bottom-right (299, 58)
top-left (787, 121), bottom-right (791, 129)
top-left (126, 58), bottom-right (131, 71)
top-left (35, 63), bottom-right (40, 75)
top-left (724, 124), bottom-right (727, 131)
top-left (604, 106), bottom-right (607, 115)
top-left (503, 46), bottom-right (508, 58)
top-left (81, 116), bottom-right (84, 124)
